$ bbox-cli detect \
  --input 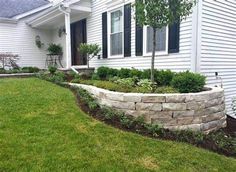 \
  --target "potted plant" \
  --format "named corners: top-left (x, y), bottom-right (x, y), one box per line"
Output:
top-left (47, 43), bottom-right (63, 55)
